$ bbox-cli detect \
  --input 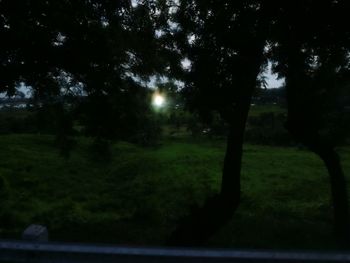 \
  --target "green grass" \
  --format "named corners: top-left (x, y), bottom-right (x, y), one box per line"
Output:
top-left (0, 134), bottom-right (349, 250)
